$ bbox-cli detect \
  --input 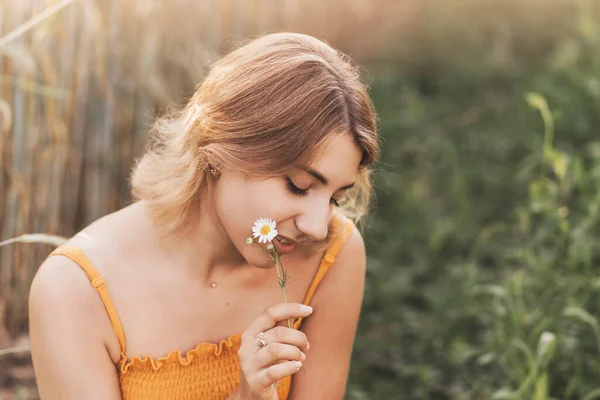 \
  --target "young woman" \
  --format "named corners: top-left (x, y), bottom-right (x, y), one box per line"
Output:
top-left (29, 32), bottom-right (380, 400)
